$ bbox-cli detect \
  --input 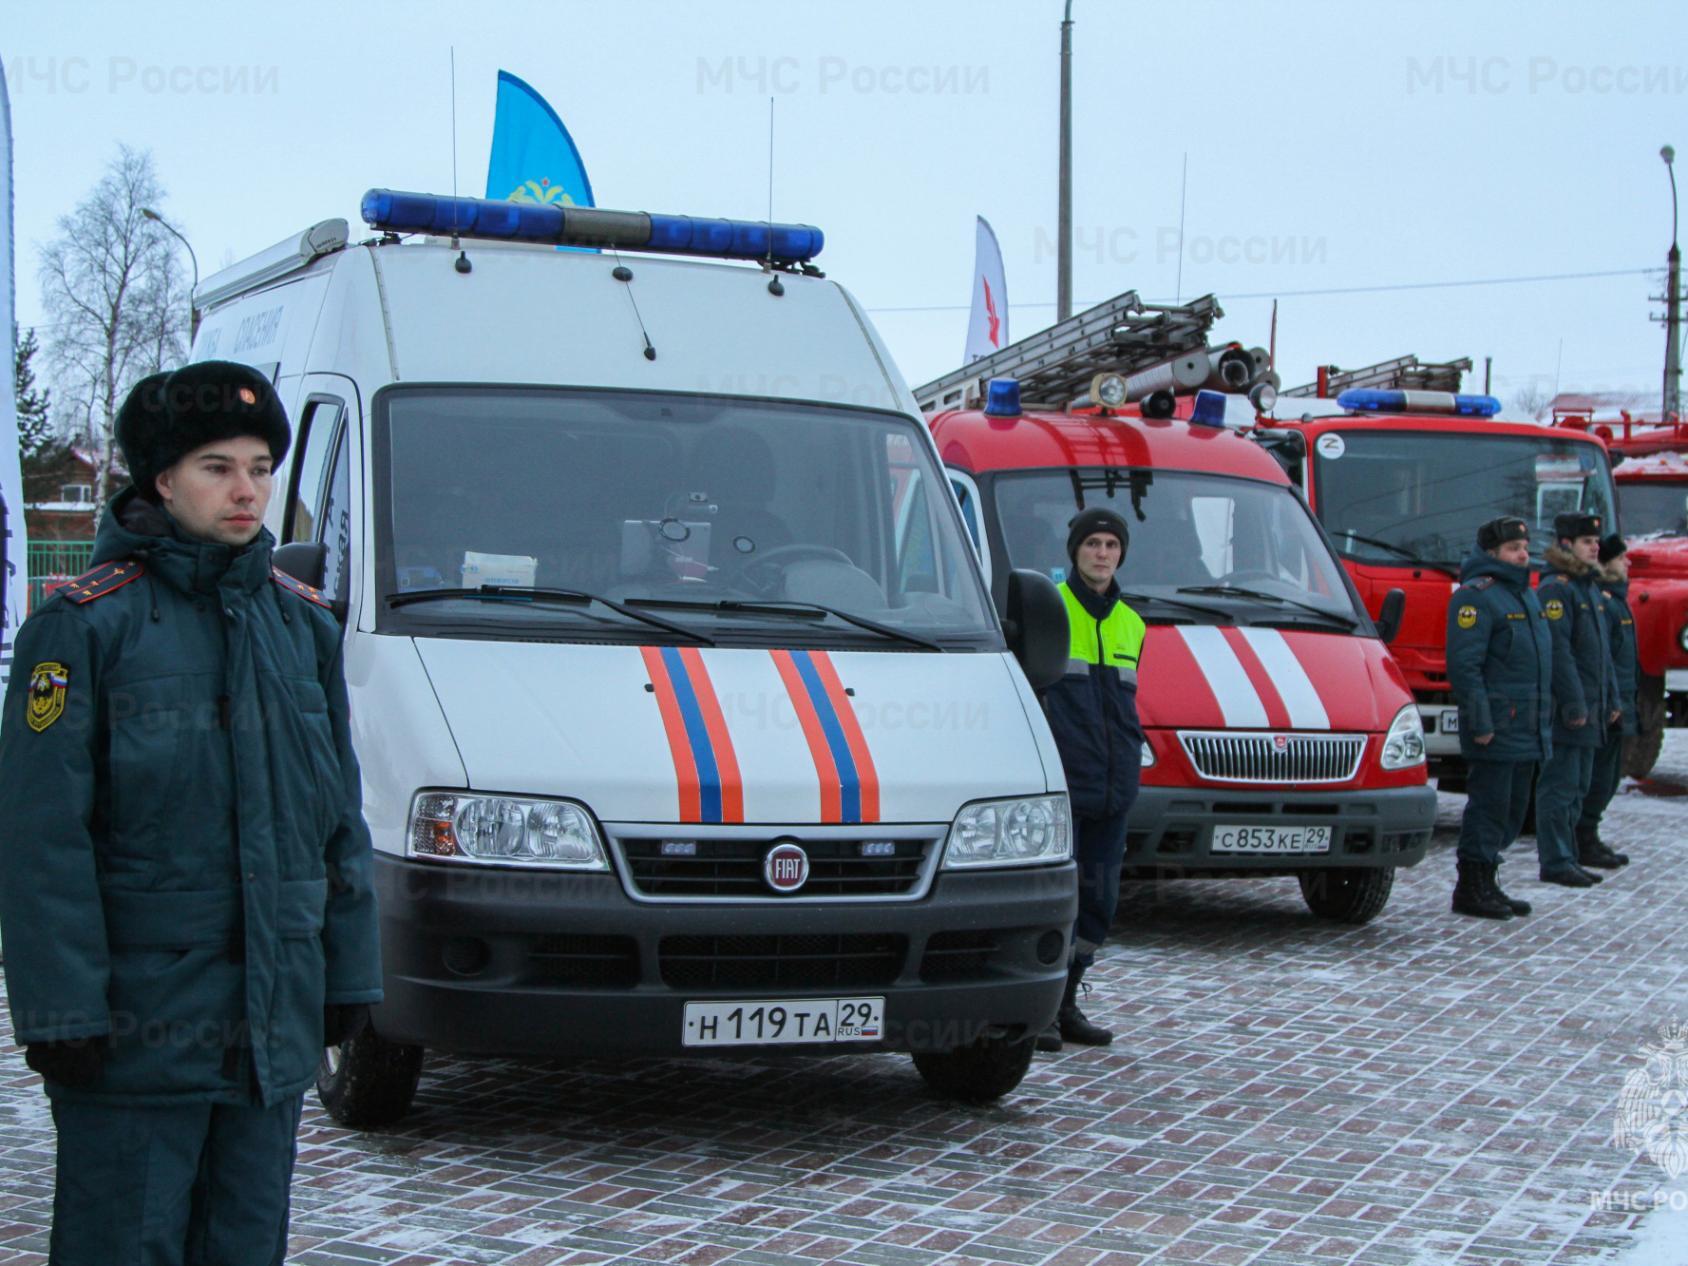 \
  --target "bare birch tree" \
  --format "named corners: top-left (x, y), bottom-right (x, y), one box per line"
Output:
top-left (38, 146), bottom-right (188, 505)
